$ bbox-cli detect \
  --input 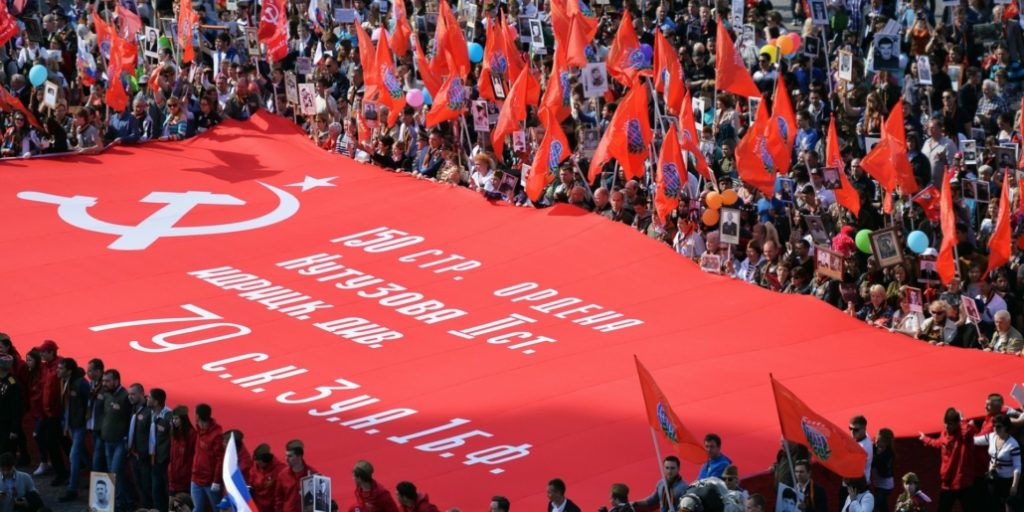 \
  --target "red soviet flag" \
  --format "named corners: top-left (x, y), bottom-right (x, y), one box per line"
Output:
top-left (826, 114), bottom-right (860, 217)
top-left (258, 0), bottom-right (288, 61)
top-left (587, 85), bottom-right (651, 181)
top-left (492, 65), bottom-right (540, 160)
top-left (413, 38), bottom-right (441, 97)
top-left (525, 111), bottom-right (571, 202)
top-left (178, 0), bottom-right (199, 63)
top-left (771, 375), bottom-right (868, 478)
top-left (371, 35), bottom-right (405, 127)
top-left (355, 21), bottom-right (376, 88)
top-left (115, 3), bottom-right (142, 39)
top-left (861, 102), bottom-right (918, 213)
top-left (93, 10), bottom-right (113, 58)
top-left (606, 10), bottom-right (651, 87)
top-left (937, 170), bottom-right (958, 285)
top-left (635, 357), bottom-right (704, 464)
top-left (564, 15), bottom-right (592, 68)
top-left (679, 89), bottom-right (711, 180)
top-left (654, 30), bottom-right (684, 116)
top-left (425, 54), bottom-right (471, 127)
top-left (390, 0), bottom-right (413, 57)
top-left (0, 0), bottom-right (18, 47)
top-left (715, 21), bottom-right (760, 98)
top-left (984, 171), bottom-right (1012, 279)
top-left (539, 48), bottom-right (572, 124)
top-left (436, 0), bottom-right (470, 79)
top-left (734, 99), bottom-right (781, 197)
top-left (655, 124), bottom-right (685, 224)
top-left (479, 15), bottom-right (511, 103)
top-left (0, 86), bottom-right (42, 130)
top-left (772, 77), bottom-right (797, 173)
